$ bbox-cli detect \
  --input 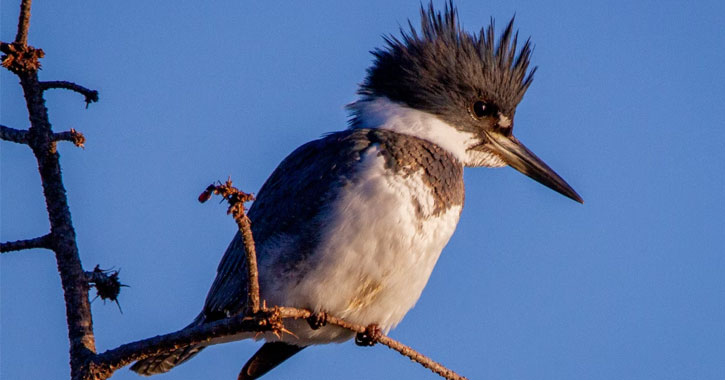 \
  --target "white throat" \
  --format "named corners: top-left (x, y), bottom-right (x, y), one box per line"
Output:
top-left (349, 97), bottom-right (477, 164)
